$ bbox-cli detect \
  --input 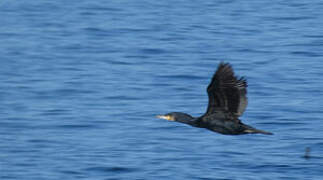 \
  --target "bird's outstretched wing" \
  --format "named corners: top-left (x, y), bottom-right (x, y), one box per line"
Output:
top-left (205, 62), bottom-right (248, 117)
